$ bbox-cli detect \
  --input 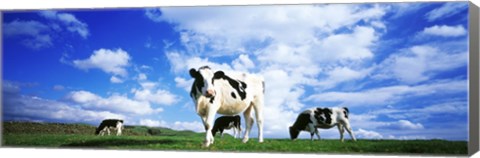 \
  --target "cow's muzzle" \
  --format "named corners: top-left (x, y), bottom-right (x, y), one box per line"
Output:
top-left (205, 89), bottom-right (215, 98)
